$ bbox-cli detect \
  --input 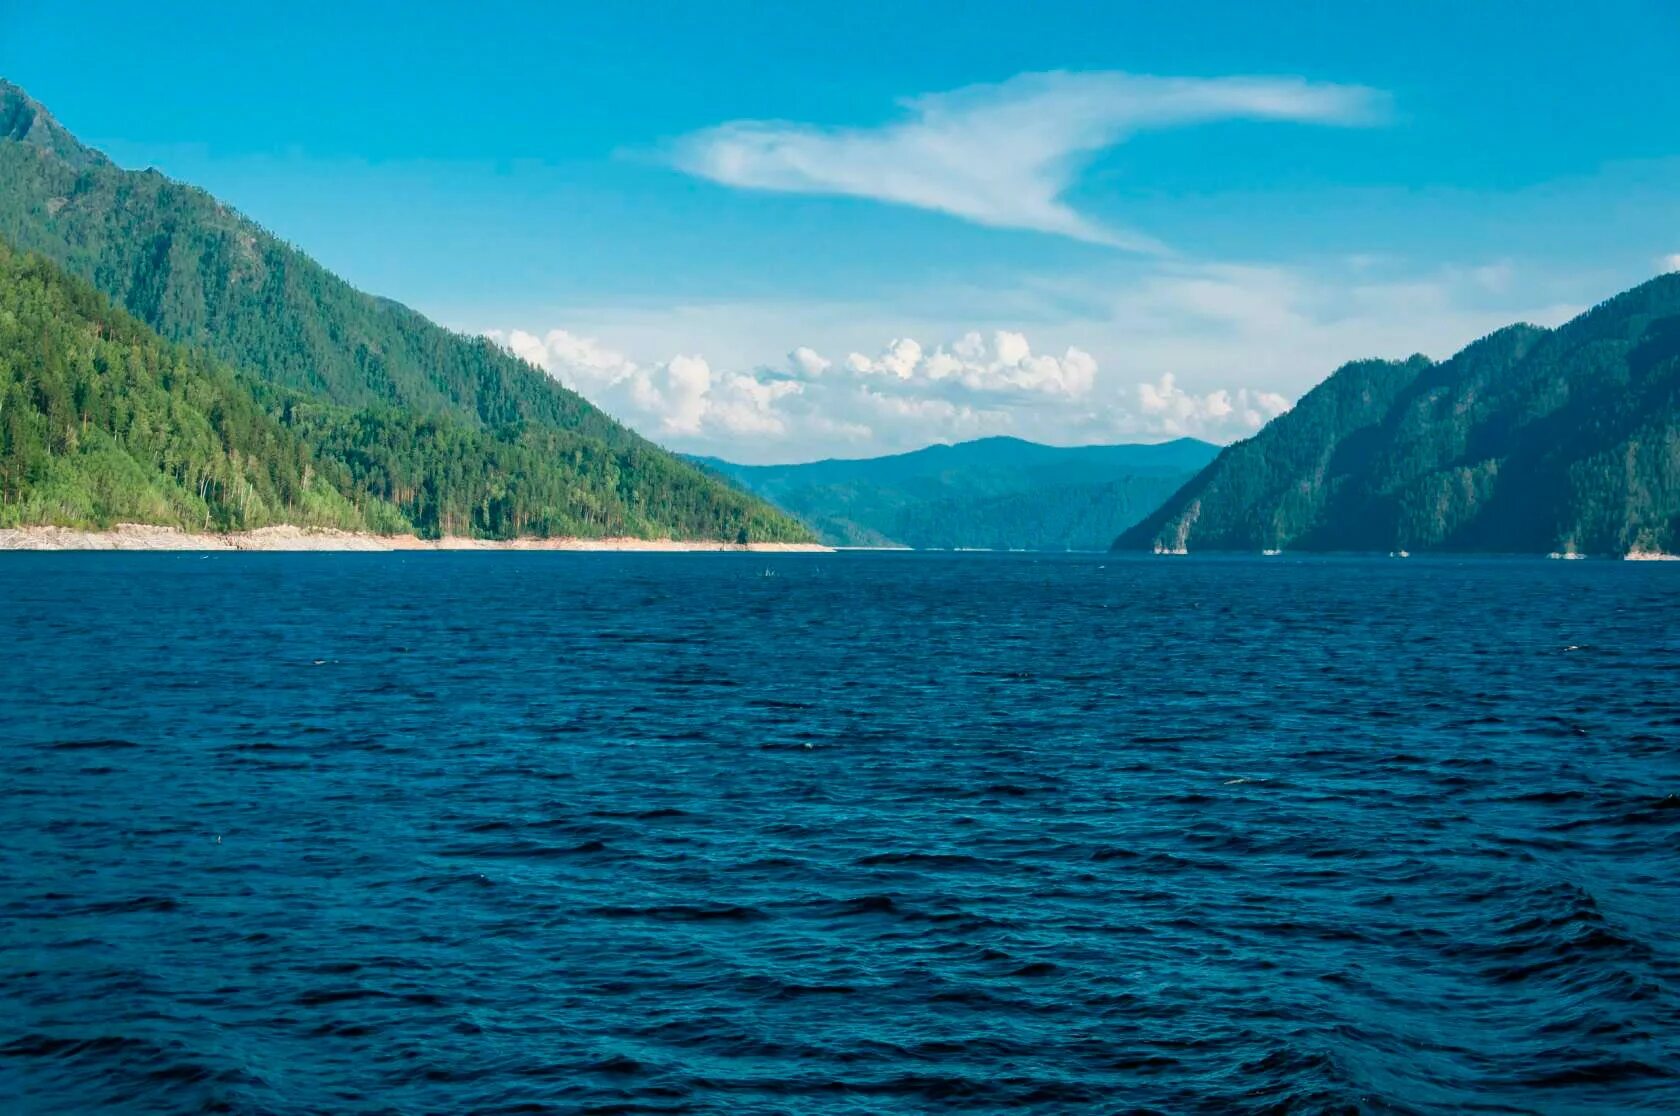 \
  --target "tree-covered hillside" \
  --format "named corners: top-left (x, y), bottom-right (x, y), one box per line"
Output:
top-left (0, 79), bottom-right (810, 542)
top-left (0, 238), bottom-right (390, 531)
top-left (0, 80), bottom-right (619, 435)
top-left (698, 436), bottom-right (1217, 549)
top-left (276, 399), bottom-right (808, 541)
top-left (1116, 274), bottom-right (1680, 555)
top-left (0, 239), bottom-right (811, 541)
